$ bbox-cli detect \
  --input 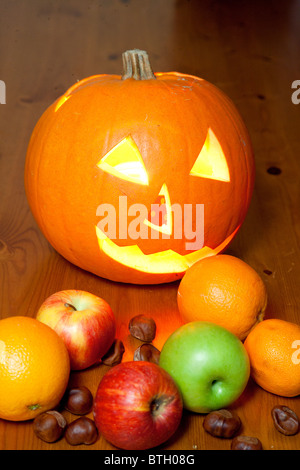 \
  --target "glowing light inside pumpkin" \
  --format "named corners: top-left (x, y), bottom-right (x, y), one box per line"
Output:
top-left (97, 136), bottom-right (149, 185)
top-left (190, 128), bottom-right (230, 182)
top-left (95, 225), bottom-right (240, 274)
top-left (144, 183), bottom-right (172, 235)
